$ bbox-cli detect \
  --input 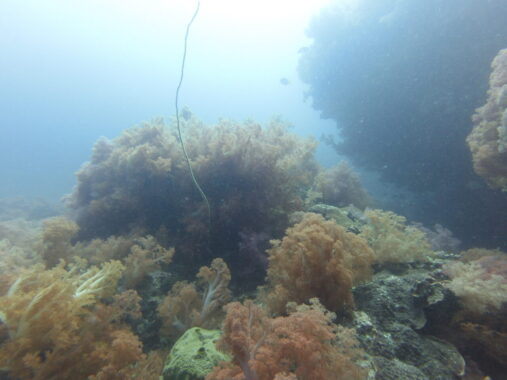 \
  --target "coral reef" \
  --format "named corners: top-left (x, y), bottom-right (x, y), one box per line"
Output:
top-left (3, 105), bottom-right (507, 379)
top-left (359, 209), bottom-right (434, 263)
top-left (262, 213), bottom-right (373, 315)
top-left (206, 299), bottom-right (366, 380)
top-left (467, 48), bottom-right (507, 191)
